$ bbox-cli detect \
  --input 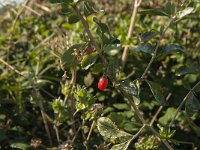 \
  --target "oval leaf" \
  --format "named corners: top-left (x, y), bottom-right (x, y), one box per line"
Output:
top-left (110, 140), bottom-right (132, 150)
top-left (120, 80), bottom-right (140, 105)
top-left (146, 80), bottom-right (167, 105)
top-left (132, 43), bottom-right (154, 54)
top-left (81, 52), bottom-right (98, 70)
top-left (61, 43), bottom-right (85, 69)
top-left (97, 117), bottom-right (132, 142)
